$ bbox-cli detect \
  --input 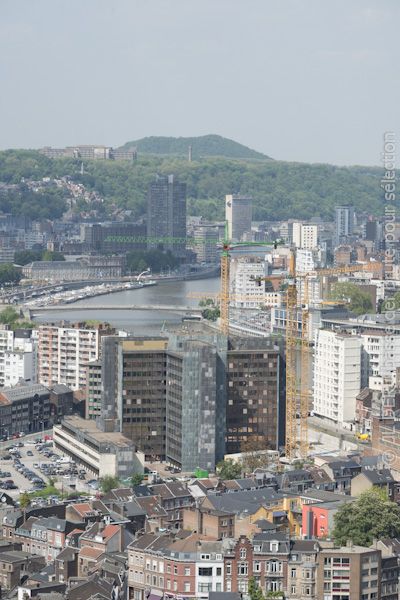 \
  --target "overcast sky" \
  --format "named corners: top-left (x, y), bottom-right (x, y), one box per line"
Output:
top-left (1, 0), bottom-right (399, 165)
